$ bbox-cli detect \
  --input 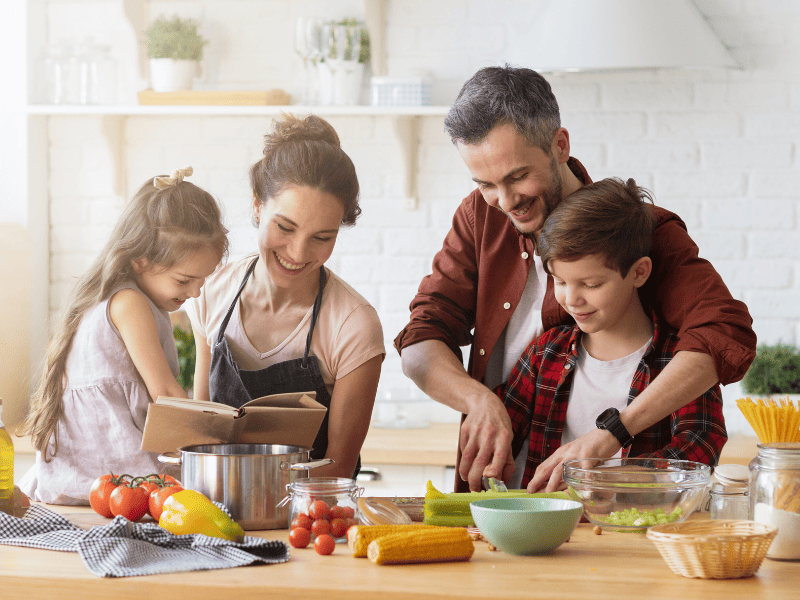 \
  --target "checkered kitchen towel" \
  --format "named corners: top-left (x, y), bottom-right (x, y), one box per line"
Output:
top-left (0, 504), bottom-right (289, 577)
